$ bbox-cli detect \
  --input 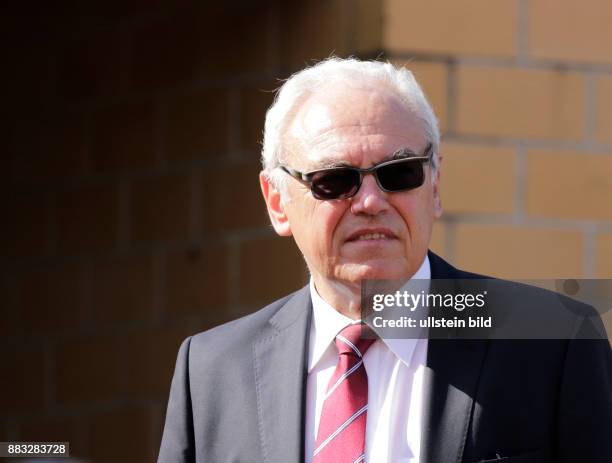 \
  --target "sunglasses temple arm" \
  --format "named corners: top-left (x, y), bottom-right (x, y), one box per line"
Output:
top-left (280, 165), bottom-right (312, 184)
